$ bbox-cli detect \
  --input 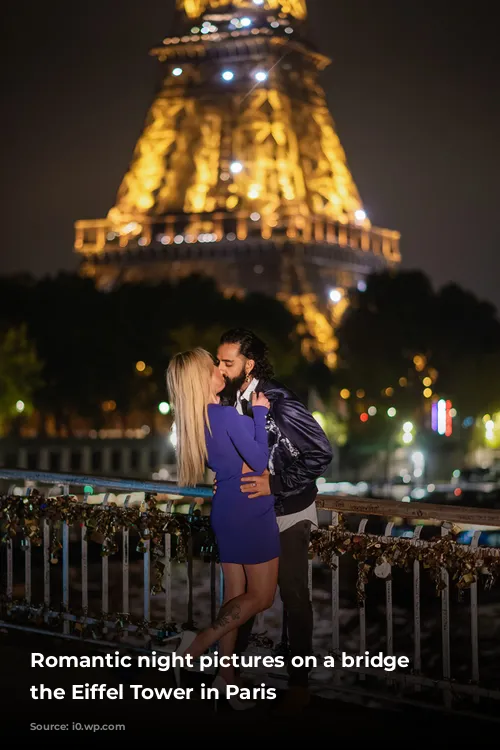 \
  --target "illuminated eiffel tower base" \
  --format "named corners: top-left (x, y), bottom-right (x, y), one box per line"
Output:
top-left (74, 0), bottom-right (401, 368)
